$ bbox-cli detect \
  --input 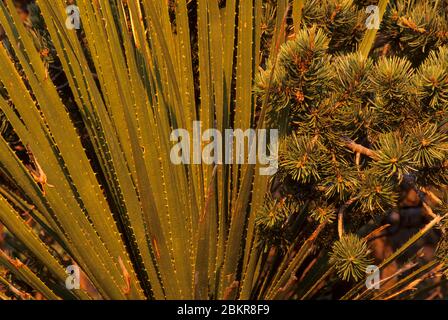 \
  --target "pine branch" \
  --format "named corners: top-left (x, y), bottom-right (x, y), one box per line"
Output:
top-left (344, 138), bottom-right (379, 160)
